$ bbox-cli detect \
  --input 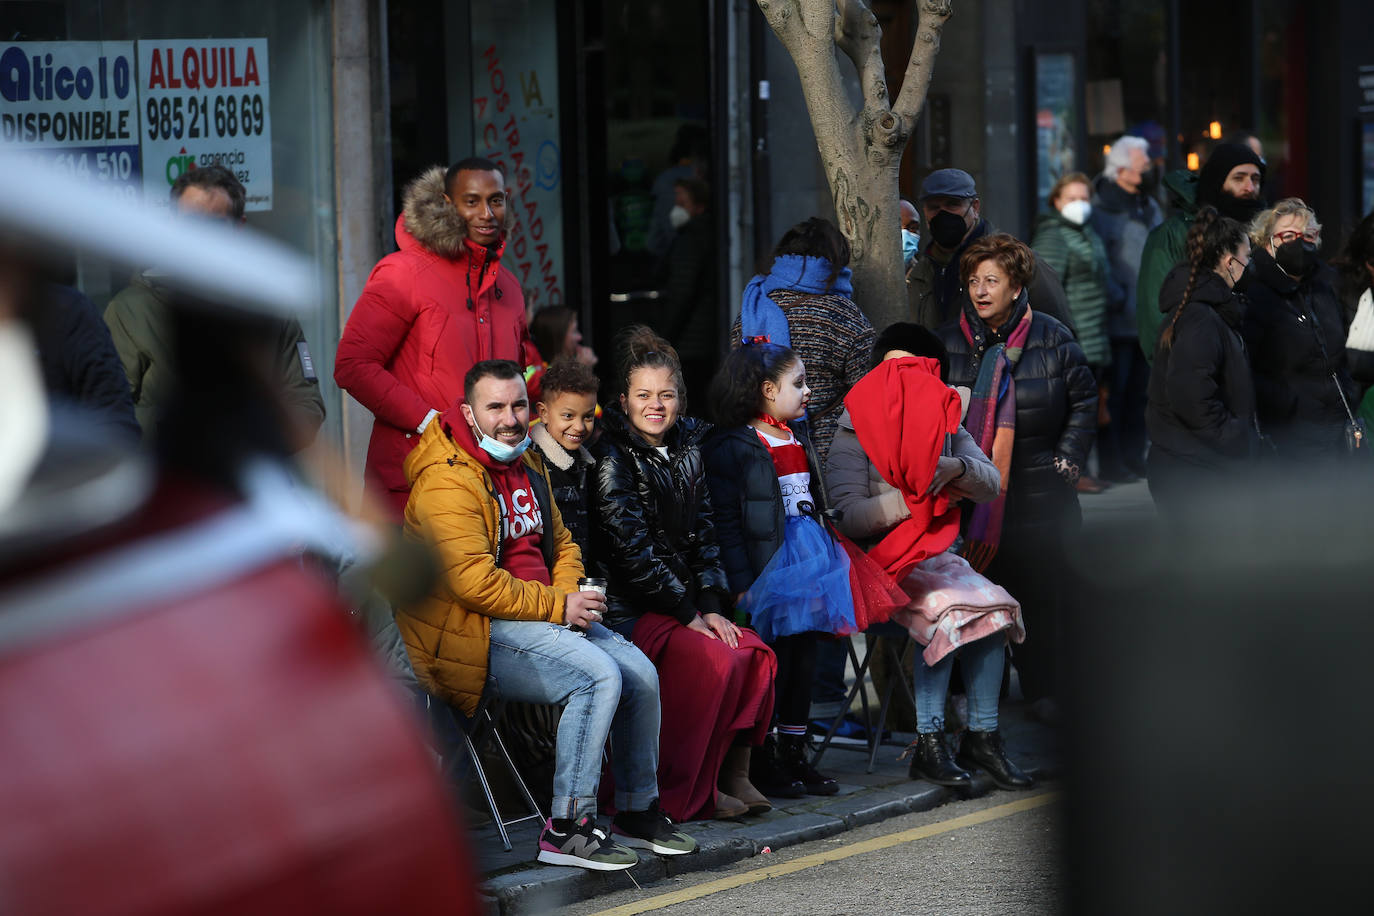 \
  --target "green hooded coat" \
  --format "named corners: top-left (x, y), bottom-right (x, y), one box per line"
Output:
top-left (1136, 170), bottom-right (1199, 362)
